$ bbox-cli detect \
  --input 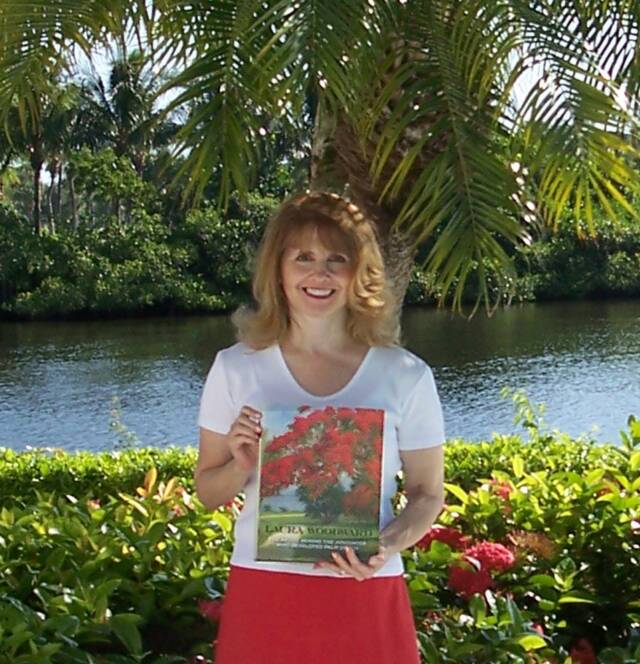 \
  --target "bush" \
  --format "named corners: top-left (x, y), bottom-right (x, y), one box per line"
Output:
top-left (1, 396), bottom-right (639, 662)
